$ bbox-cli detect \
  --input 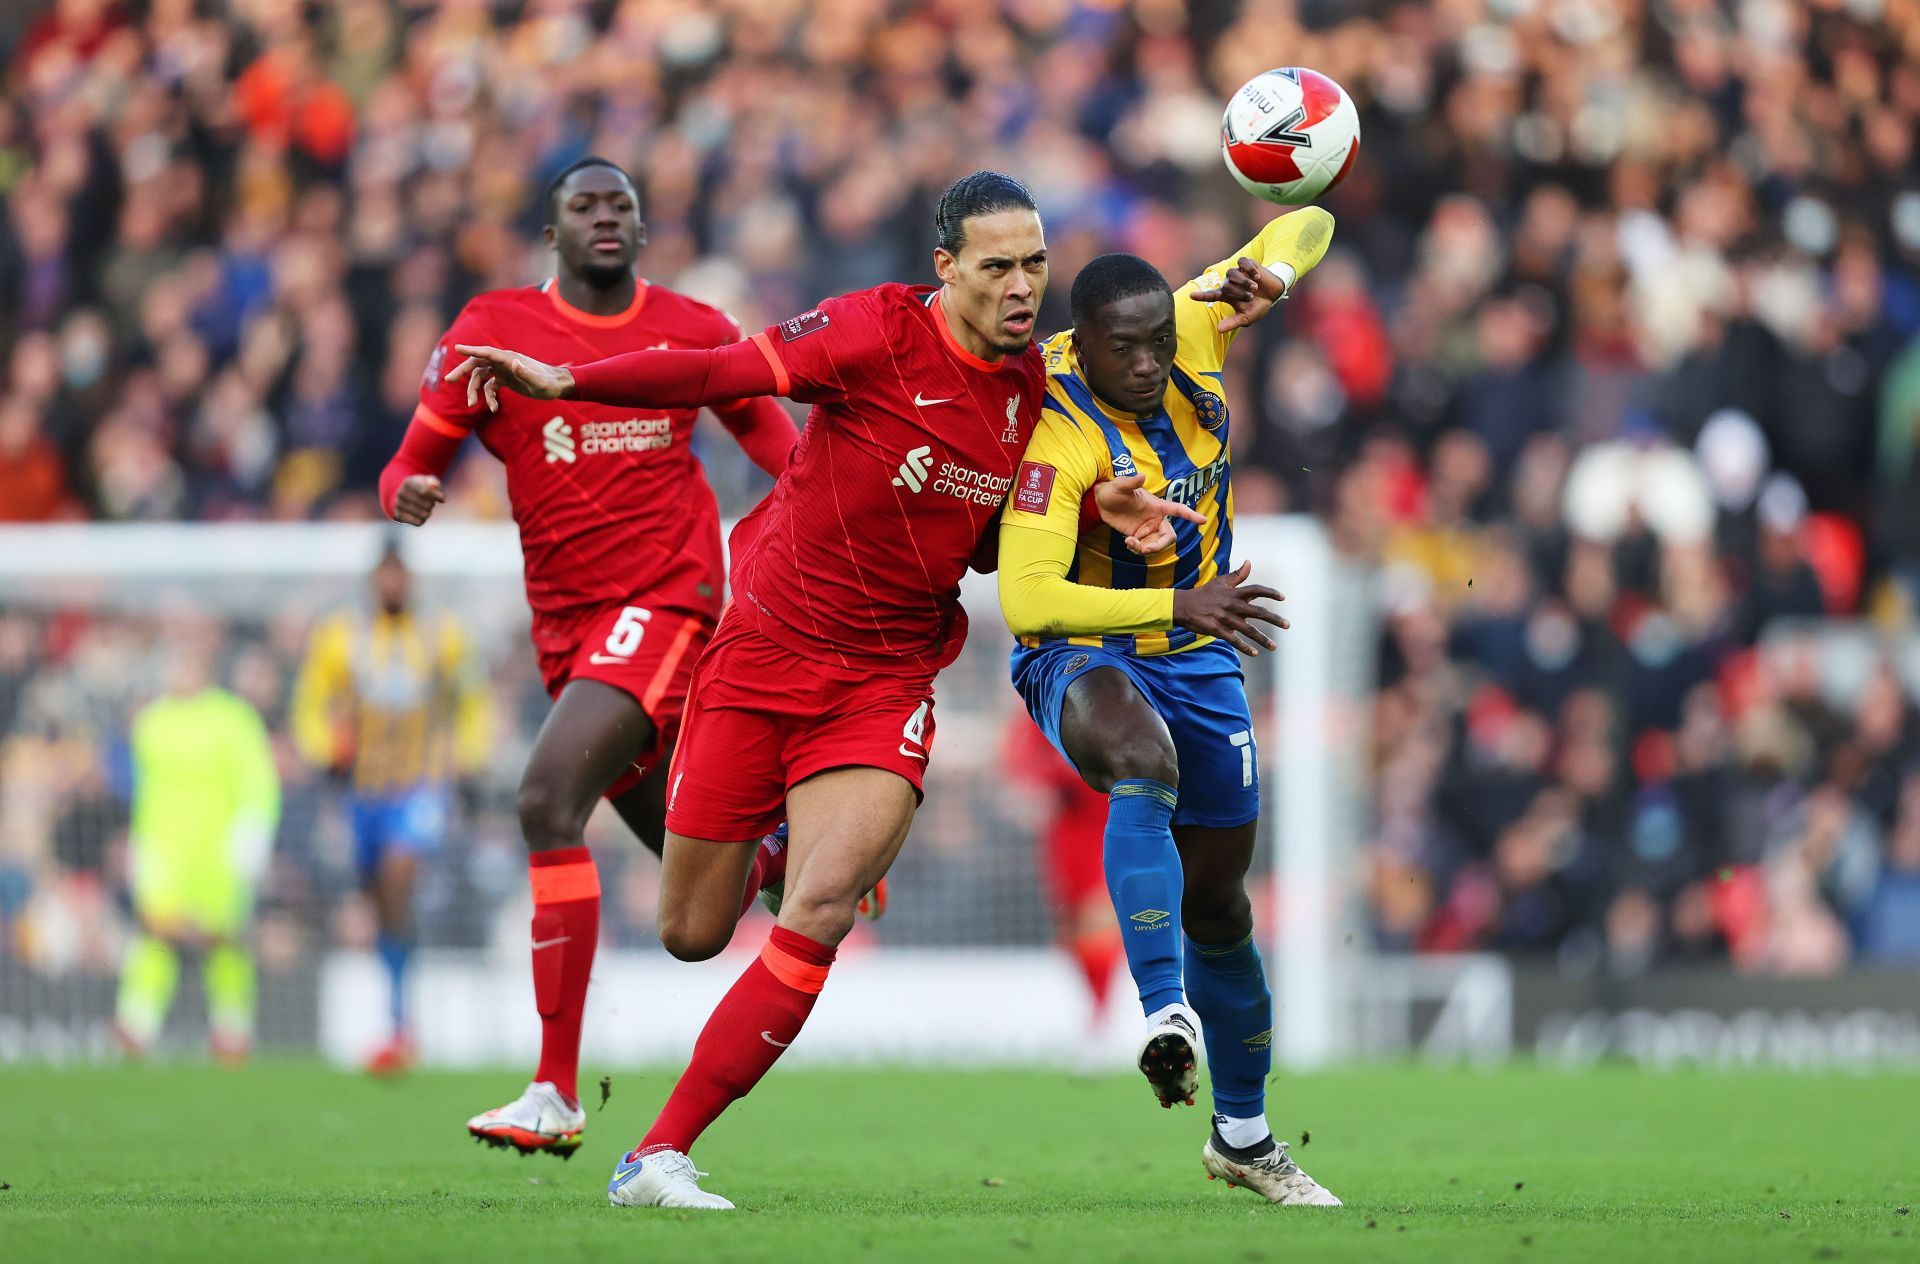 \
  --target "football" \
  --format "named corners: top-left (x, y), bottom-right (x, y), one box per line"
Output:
top-left (1220, 67), bottom-right (1361, 205)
